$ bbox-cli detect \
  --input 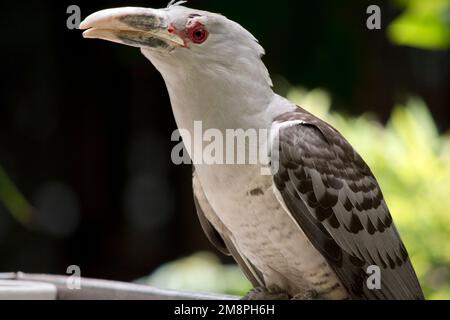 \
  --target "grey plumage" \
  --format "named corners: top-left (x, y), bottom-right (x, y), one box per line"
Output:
top-left (272, 107), bottom-right (424, 299)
